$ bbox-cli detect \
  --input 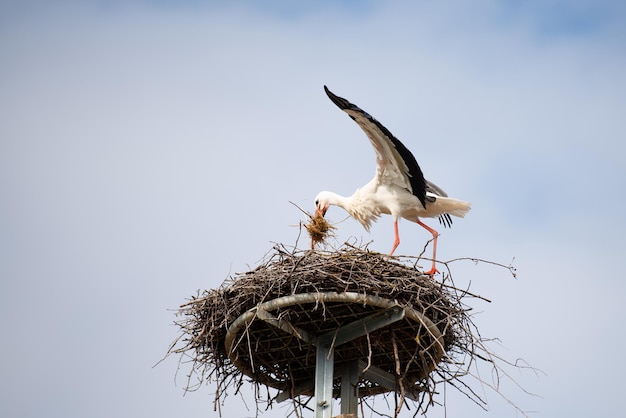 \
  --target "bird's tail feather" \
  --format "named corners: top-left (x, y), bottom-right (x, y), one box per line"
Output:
top-left (442, 199), bottom-right (471, 218)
